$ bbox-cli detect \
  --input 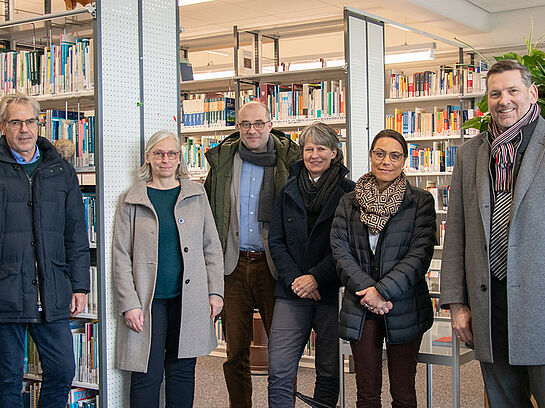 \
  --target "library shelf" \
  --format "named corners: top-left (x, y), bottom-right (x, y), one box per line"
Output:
top-left (236, 66), bottom-right (346, 85)
top-left (385, 92), bottom-right (485, 104)
top-left (23, 374), bottom-right (99, 391)
top-left (405, 134), bottom-right (463, 142)
top-left (406, 172), bottom-right (453, 177)
top-left (181, 77), bottom-right (238, 93)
